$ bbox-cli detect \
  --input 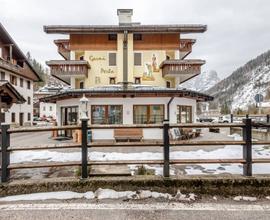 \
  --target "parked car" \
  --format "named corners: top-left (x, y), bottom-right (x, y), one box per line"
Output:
top-left (218, 115), bottom-right (230, 123)
top-left (198, 118), bottom-right (214, 123)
